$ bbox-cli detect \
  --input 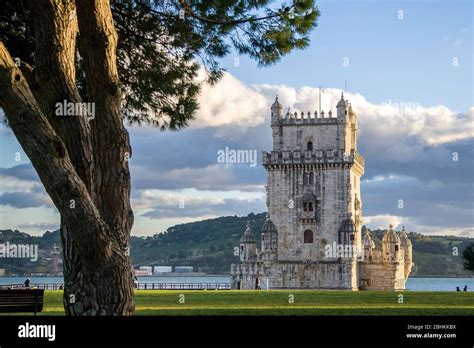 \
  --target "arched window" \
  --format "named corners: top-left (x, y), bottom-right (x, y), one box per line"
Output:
top-left (304, 230), bottom-right (313, 243)
top-left (307, 141), bottom-right (313, 151)
top-left (309, 172), bottom-right (314, 184)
